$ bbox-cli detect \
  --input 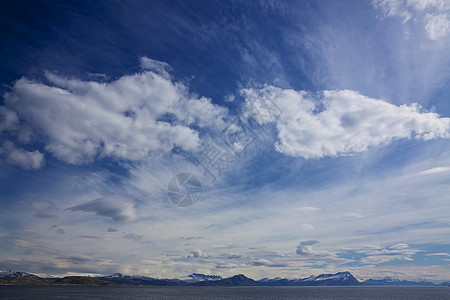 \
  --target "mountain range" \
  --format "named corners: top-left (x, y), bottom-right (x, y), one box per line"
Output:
top-left (1, 270), bottom-right (449, 286)
top-left (257, 271), bottom-right (360, 286)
